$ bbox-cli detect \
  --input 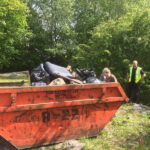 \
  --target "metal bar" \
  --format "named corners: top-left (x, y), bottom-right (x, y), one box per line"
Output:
top-left (0, 97), bottom-right (125, 113)
top-left (0, 83), bottom-right (119, 93)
